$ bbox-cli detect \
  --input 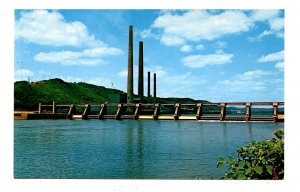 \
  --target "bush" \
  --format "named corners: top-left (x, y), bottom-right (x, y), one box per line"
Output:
top-left (217, 128), bottom-right (284, 179)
